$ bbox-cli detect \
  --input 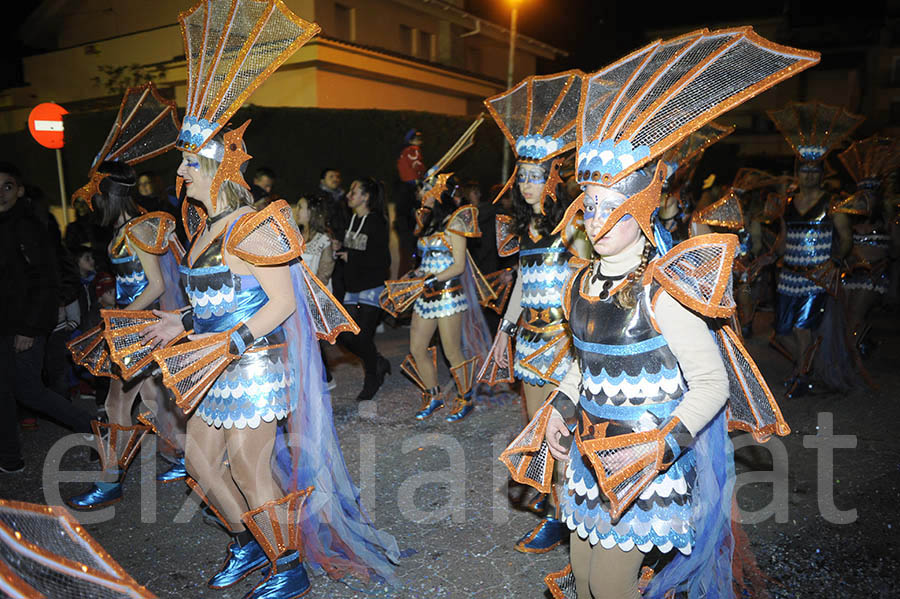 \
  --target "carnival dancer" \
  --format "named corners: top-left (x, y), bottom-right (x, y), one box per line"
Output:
top-left (394, 175), bottom-right (493, 421)
top-left (768, 101), bottom-right (862, 396)
top-left (481, 71), bottom-right (591, 553)
top-left (144, 2), bottom-right (399, 597)
top-left (835, 136), bottom-right (900, 356)
top-left (500, 28), bottom-right (815, 598)
top-left (66, 82), bottom-right (187, 510)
